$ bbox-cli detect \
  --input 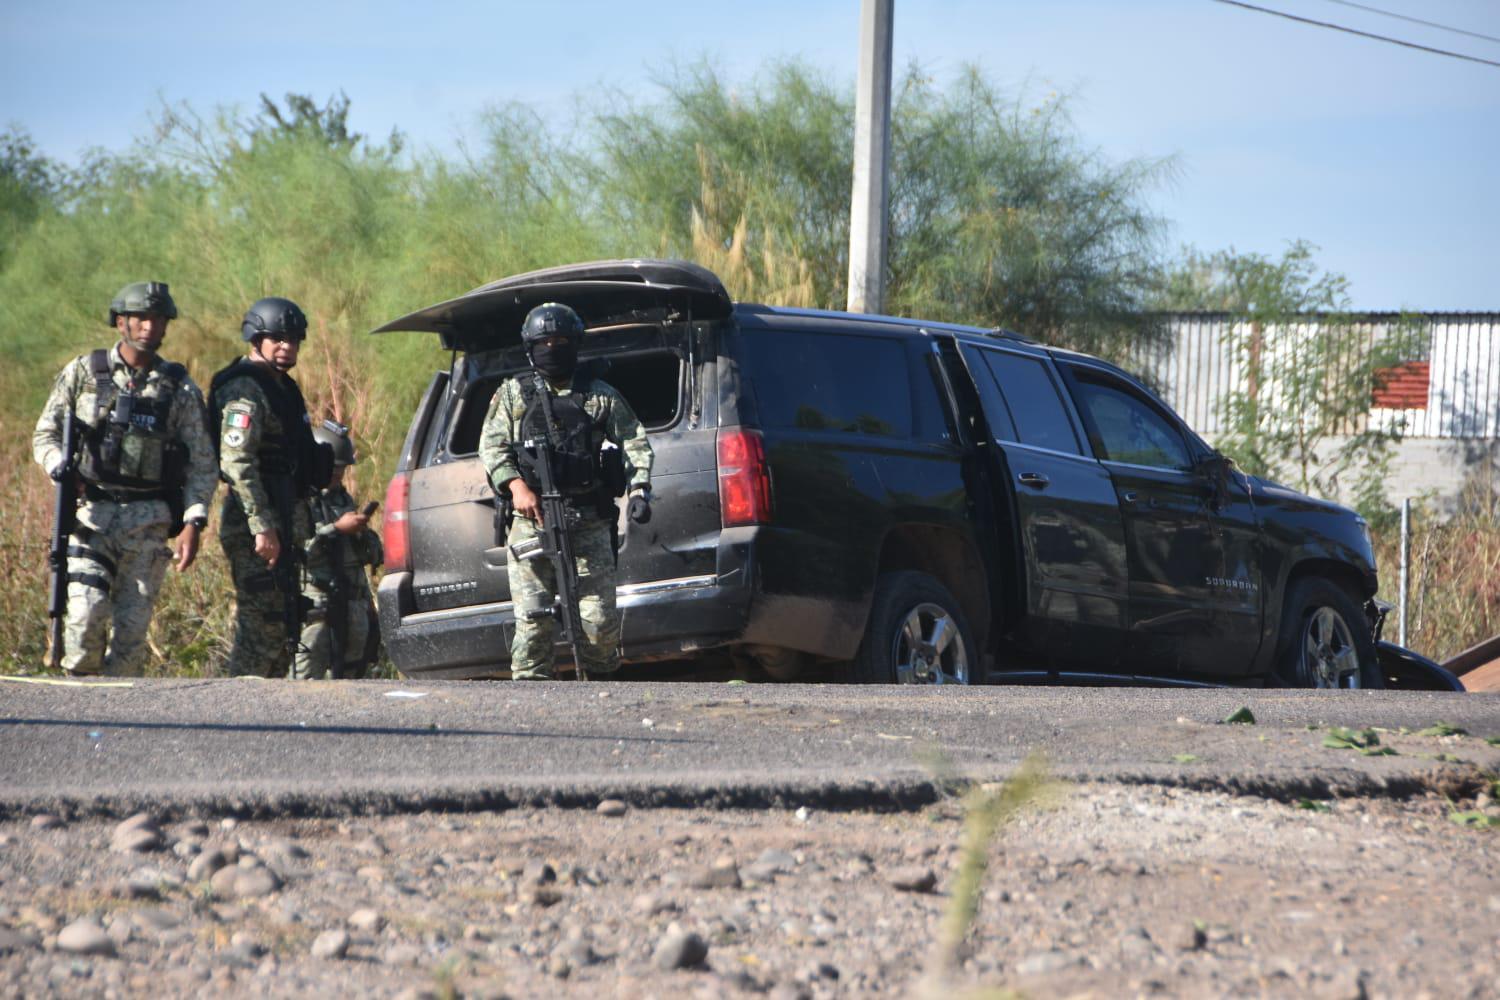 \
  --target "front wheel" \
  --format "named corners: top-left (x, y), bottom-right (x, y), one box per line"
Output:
top-left (846, 572), bottom-right (980, 685)
top-left (1273, 577), bottom-right (1381, 689)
